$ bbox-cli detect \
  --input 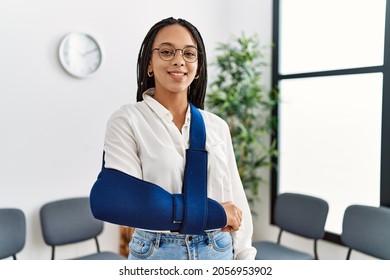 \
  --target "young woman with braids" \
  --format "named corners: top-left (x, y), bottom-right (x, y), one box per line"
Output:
top-left (90, 17), bottom-right (256, 260)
